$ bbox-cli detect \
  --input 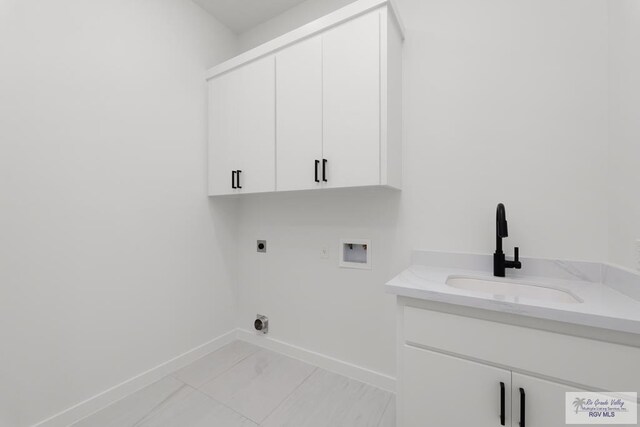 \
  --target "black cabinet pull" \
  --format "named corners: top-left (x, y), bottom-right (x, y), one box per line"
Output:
top-left (231, 171), bottom-right (236, 189)
top-left (315, 160), bottom-right (320, 183)
top-left (322, 159), bottom-right (328, 182)
top-left (500, 382), bottom-right (505, 426)
top-left (519, 388), bottom-right (526, 427)
top-left (236, 170), bottom-right (242, 189)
